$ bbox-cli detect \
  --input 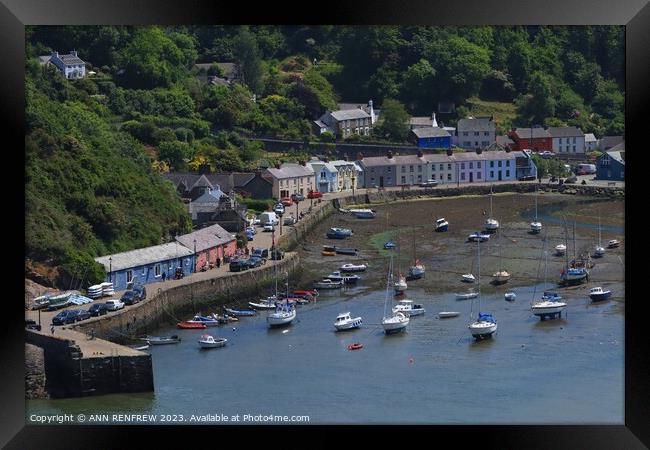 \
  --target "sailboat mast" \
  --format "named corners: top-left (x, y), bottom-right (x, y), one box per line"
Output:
top-left (477, 237), bottom-right (481, 312)
top-left (598, 213), bottom-right (602, 247)
top-left (534, 187), bottom-right (538, 221)
top-left (573, 220), bottom-right (577, 261)
top-left (384, 254), bottom-right (393, 318)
